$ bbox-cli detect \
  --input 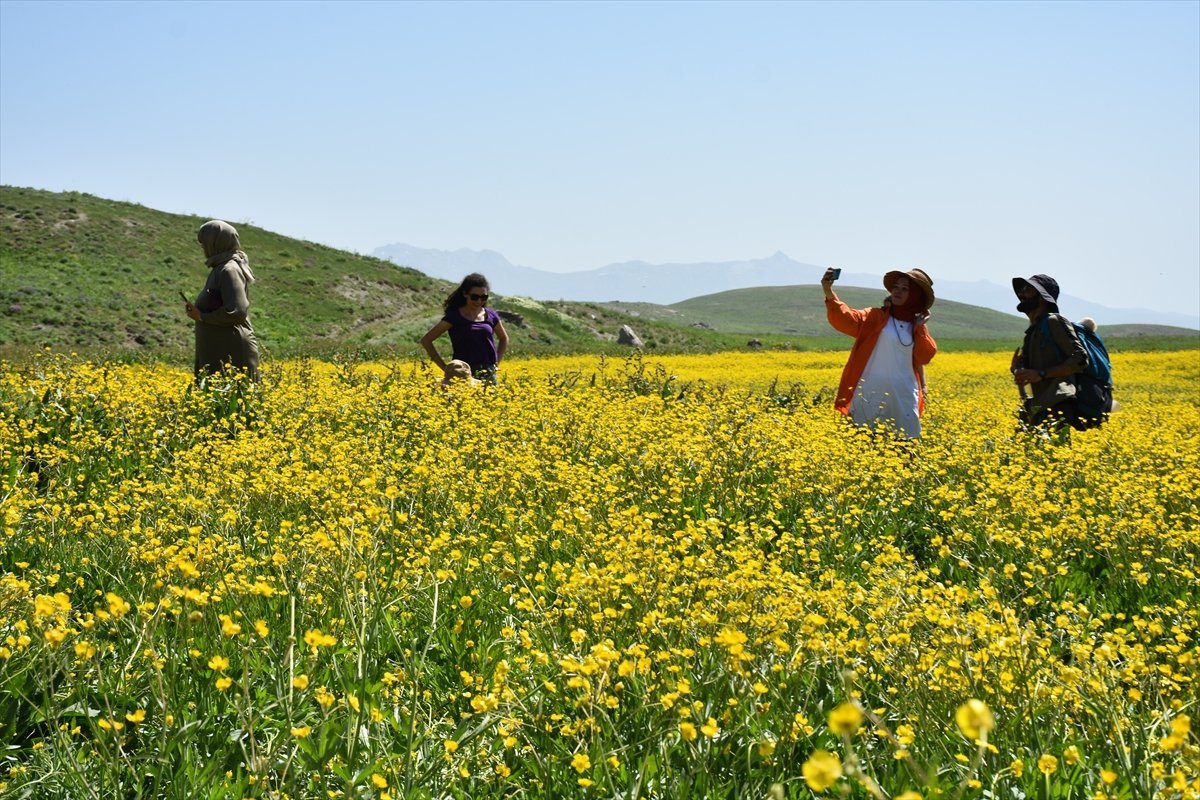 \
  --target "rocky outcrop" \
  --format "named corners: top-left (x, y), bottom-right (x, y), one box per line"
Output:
top-left (498, 310), bottom-right (526, 328)
top-left (617, 325), bottom-right (644, 348)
